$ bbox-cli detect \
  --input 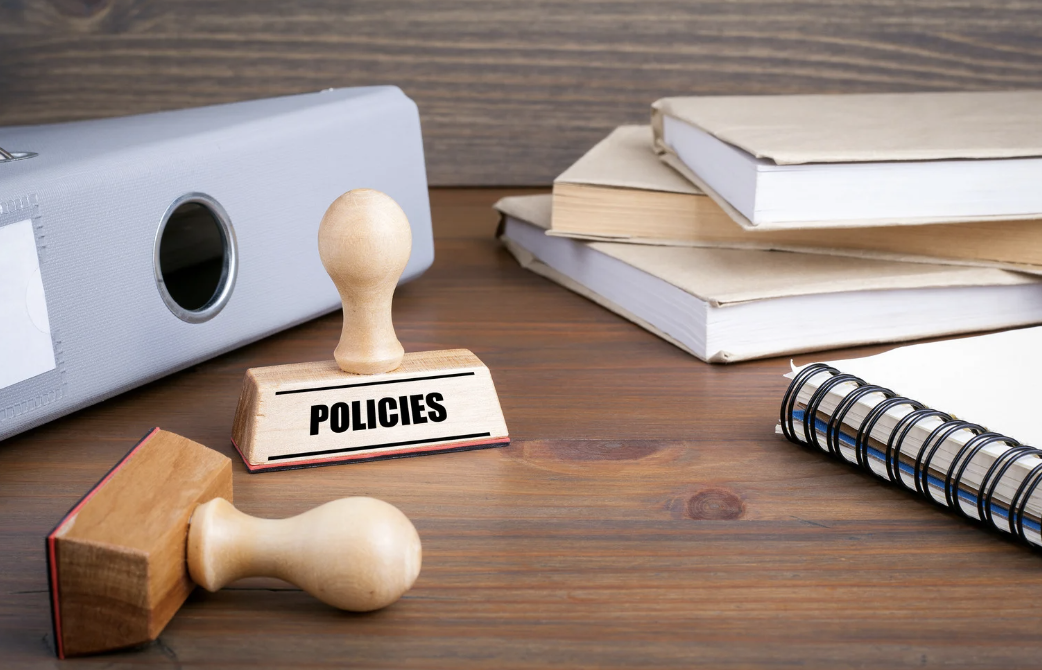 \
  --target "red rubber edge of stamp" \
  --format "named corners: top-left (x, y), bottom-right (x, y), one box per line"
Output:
top-left (230, 436), bottom-right (511, 473)
top-left (46, 427), bottom-right (161, 659)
